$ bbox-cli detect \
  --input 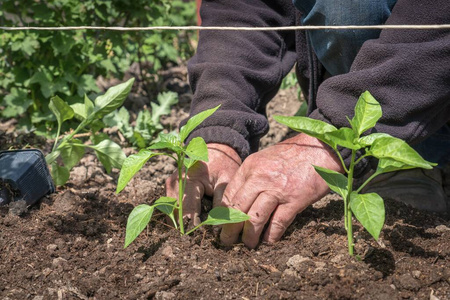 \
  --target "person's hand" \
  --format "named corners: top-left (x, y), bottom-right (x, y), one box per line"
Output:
top-left (220, 133), bottom-right (344, 248)
top-left (165, 143), bottom-right (242, 226)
